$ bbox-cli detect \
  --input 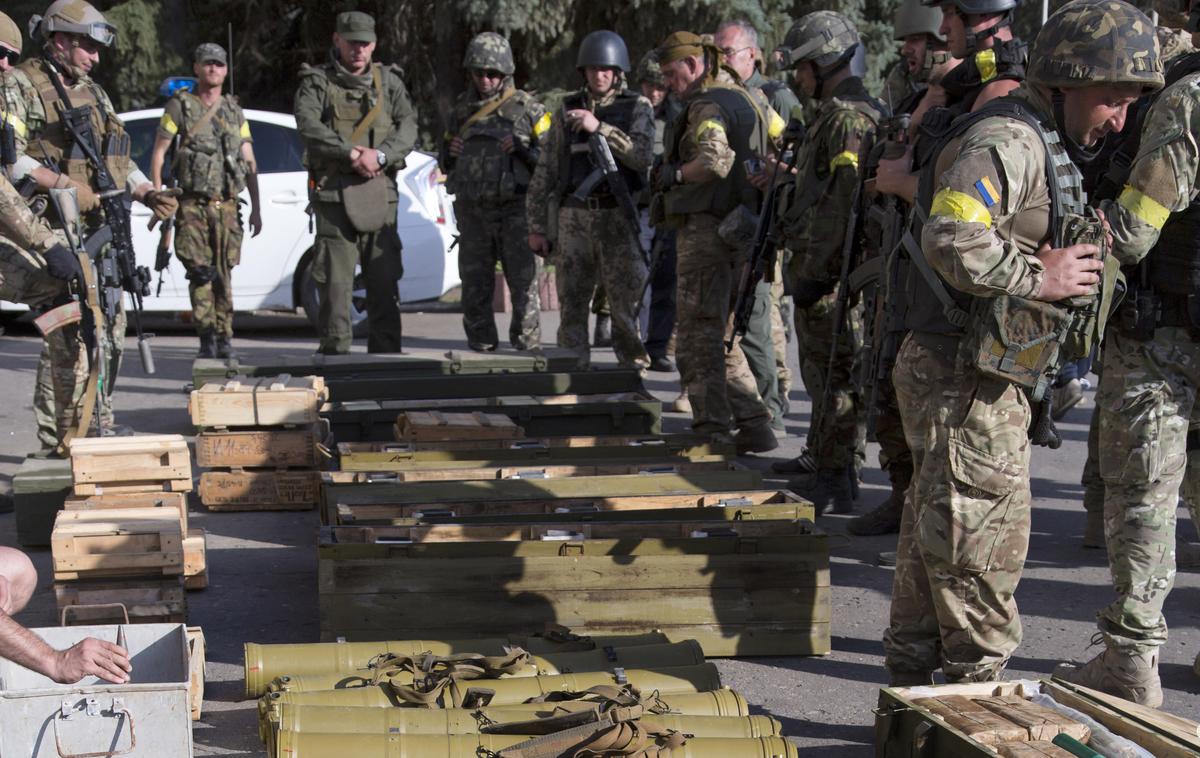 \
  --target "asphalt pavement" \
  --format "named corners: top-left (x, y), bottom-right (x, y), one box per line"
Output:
top-left (0, 308), bottom-right (1196, 756)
